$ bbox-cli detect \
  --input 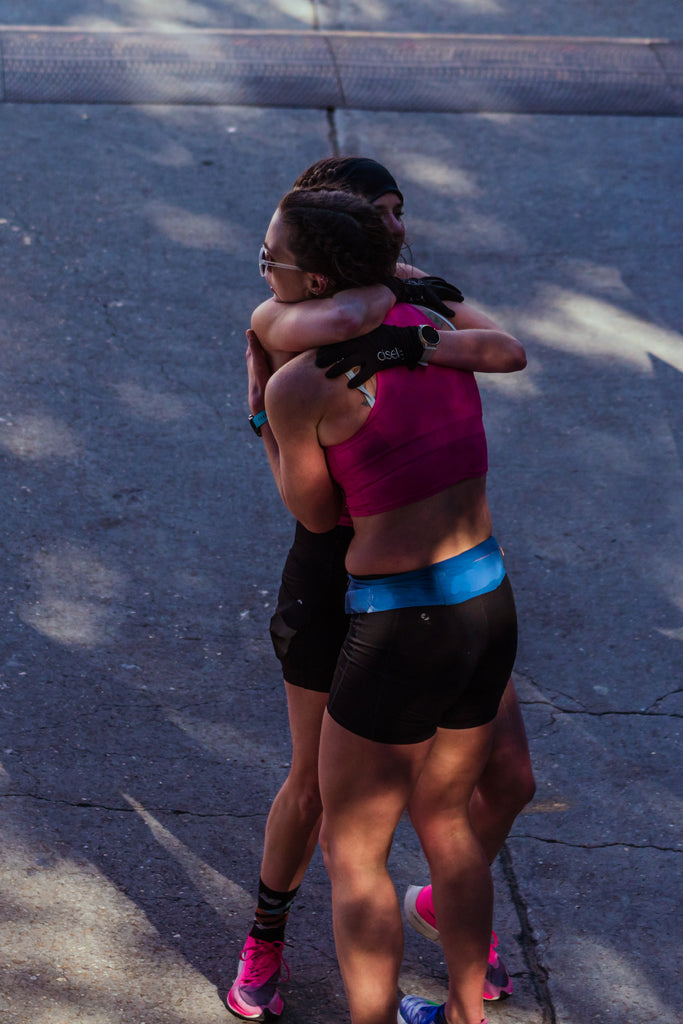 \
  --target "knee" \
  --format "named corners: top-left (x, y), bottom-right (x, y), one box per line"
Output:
top-left (284, 766), bottom-right (323, 825)
top-left (479, 754), bottom-right (536, 816)
top-left (515, 762), bottom-right (537, 811)
top-left (297, 777), bottom-right (323, 825)
top-left (505, 755), bottom-right (536, 812)
top-left (318, 819), bottom-right (358, 883)
top-left (318, 818), bottom-right (336, 874)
